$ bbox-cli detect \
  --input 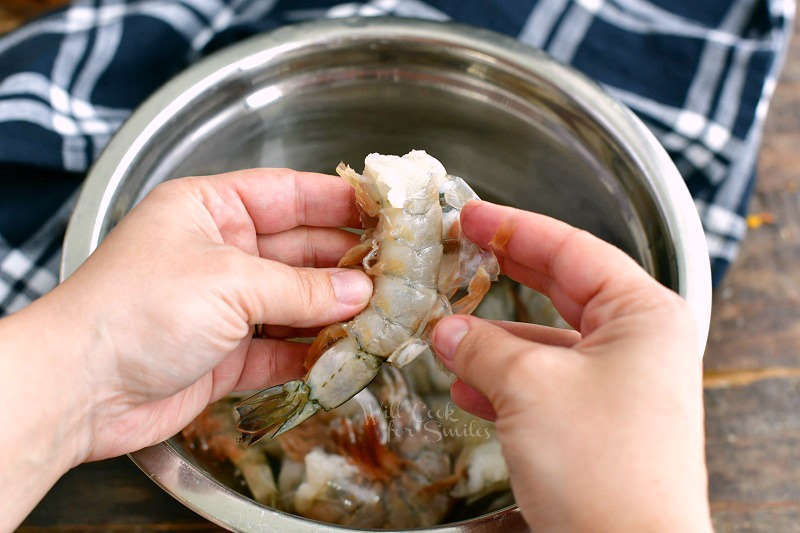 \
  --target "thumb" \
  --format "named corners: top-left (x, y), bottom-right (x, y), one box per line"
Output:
top-left (231, 251), bottom-right (372, 327)
top-left (432, 315), bottom-right (556, 416)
